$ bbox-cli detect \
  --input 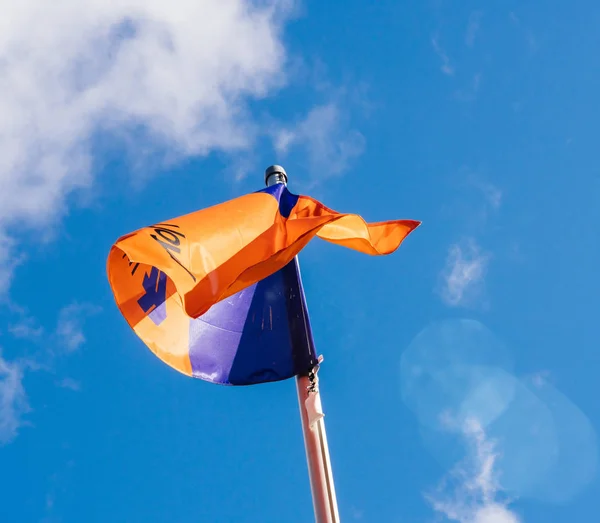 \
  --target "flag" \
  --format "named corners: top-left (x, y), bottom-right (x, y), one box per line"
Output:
top-left (107, 182), bottom-right (420, 383)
